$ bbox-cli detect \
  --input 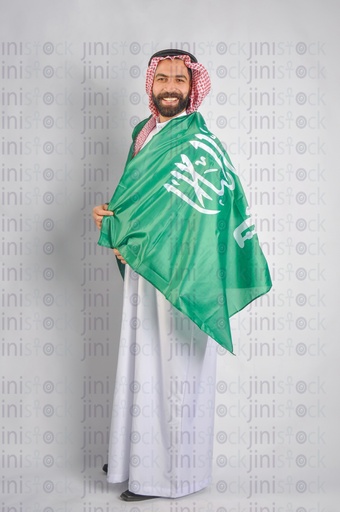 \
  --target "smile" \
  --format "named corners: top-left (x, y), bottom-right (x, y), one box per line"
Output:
top-left (162, 97), bottom-right (179, 102)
